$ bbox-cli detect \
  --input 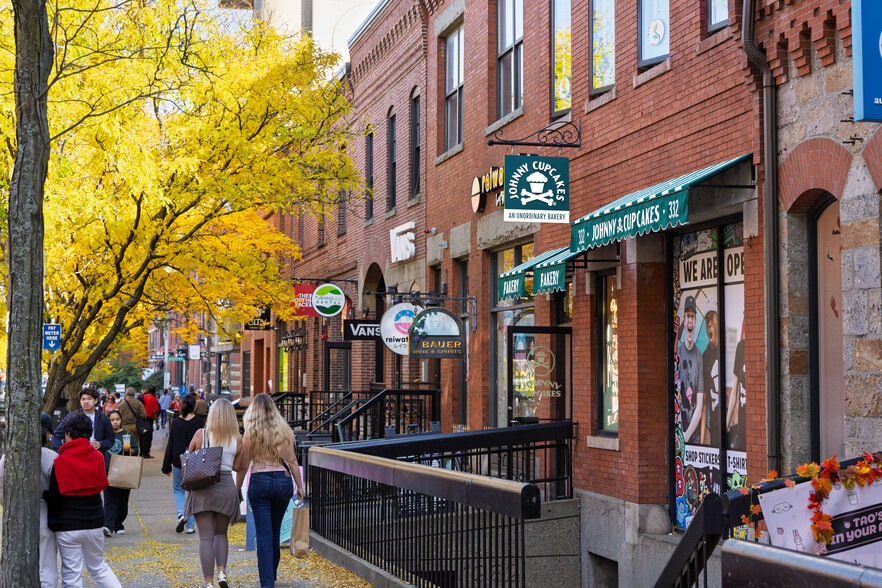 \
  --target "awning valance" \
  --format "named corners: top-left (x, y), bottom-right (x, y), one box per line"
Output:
top-left (570, 154), bottom-right (752, 253)
top-left (498, 247), bottom-right (569, 301)
top-left (498, 246), bottom-right (584, 301)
